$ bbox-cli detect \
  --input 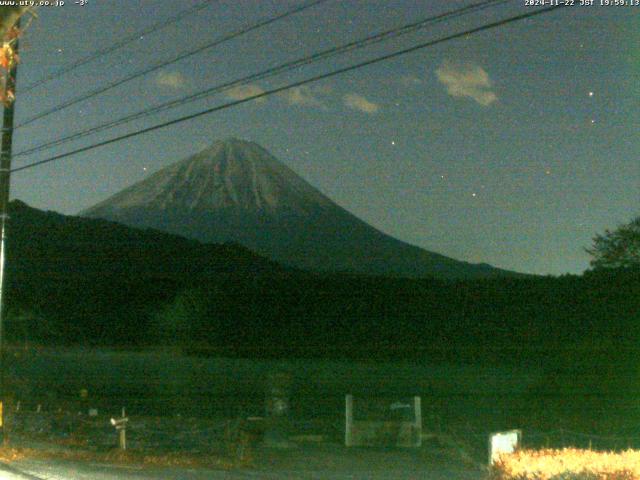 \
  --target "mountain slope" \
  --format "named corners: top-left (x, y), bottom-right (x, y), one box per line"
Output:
top-left (83, 138), bottom-right (517, 279)
top-left (4, 199), bottom-right (281, 344)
